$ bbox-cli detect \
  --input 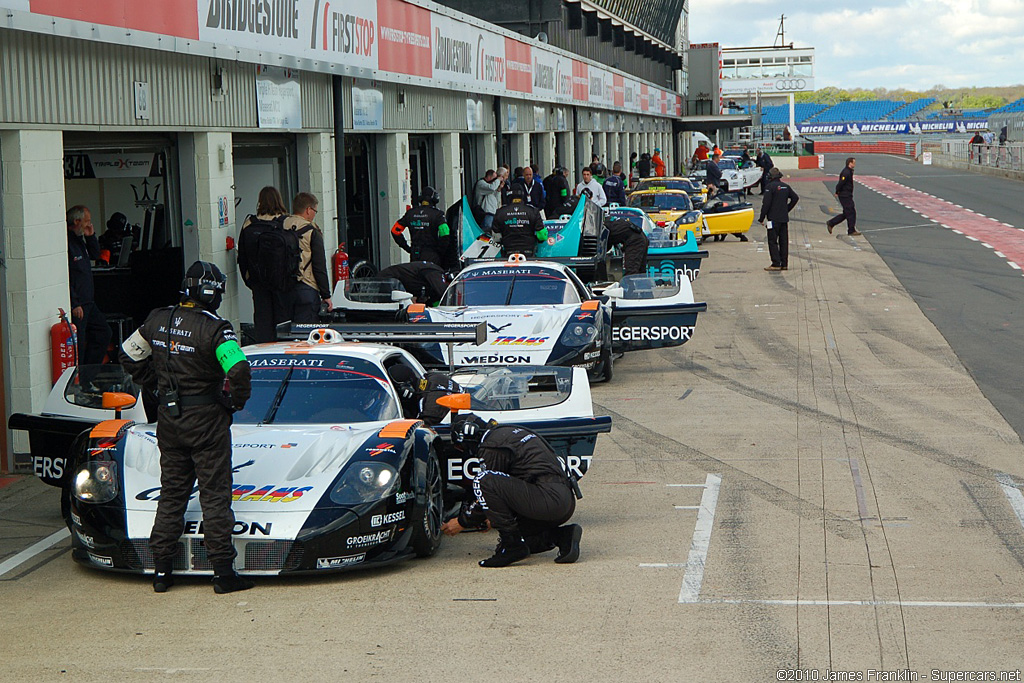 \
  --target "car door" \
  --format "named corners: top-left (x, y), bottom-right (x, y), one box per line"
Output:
top-left (605, 274), bottom-right (707, 353)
